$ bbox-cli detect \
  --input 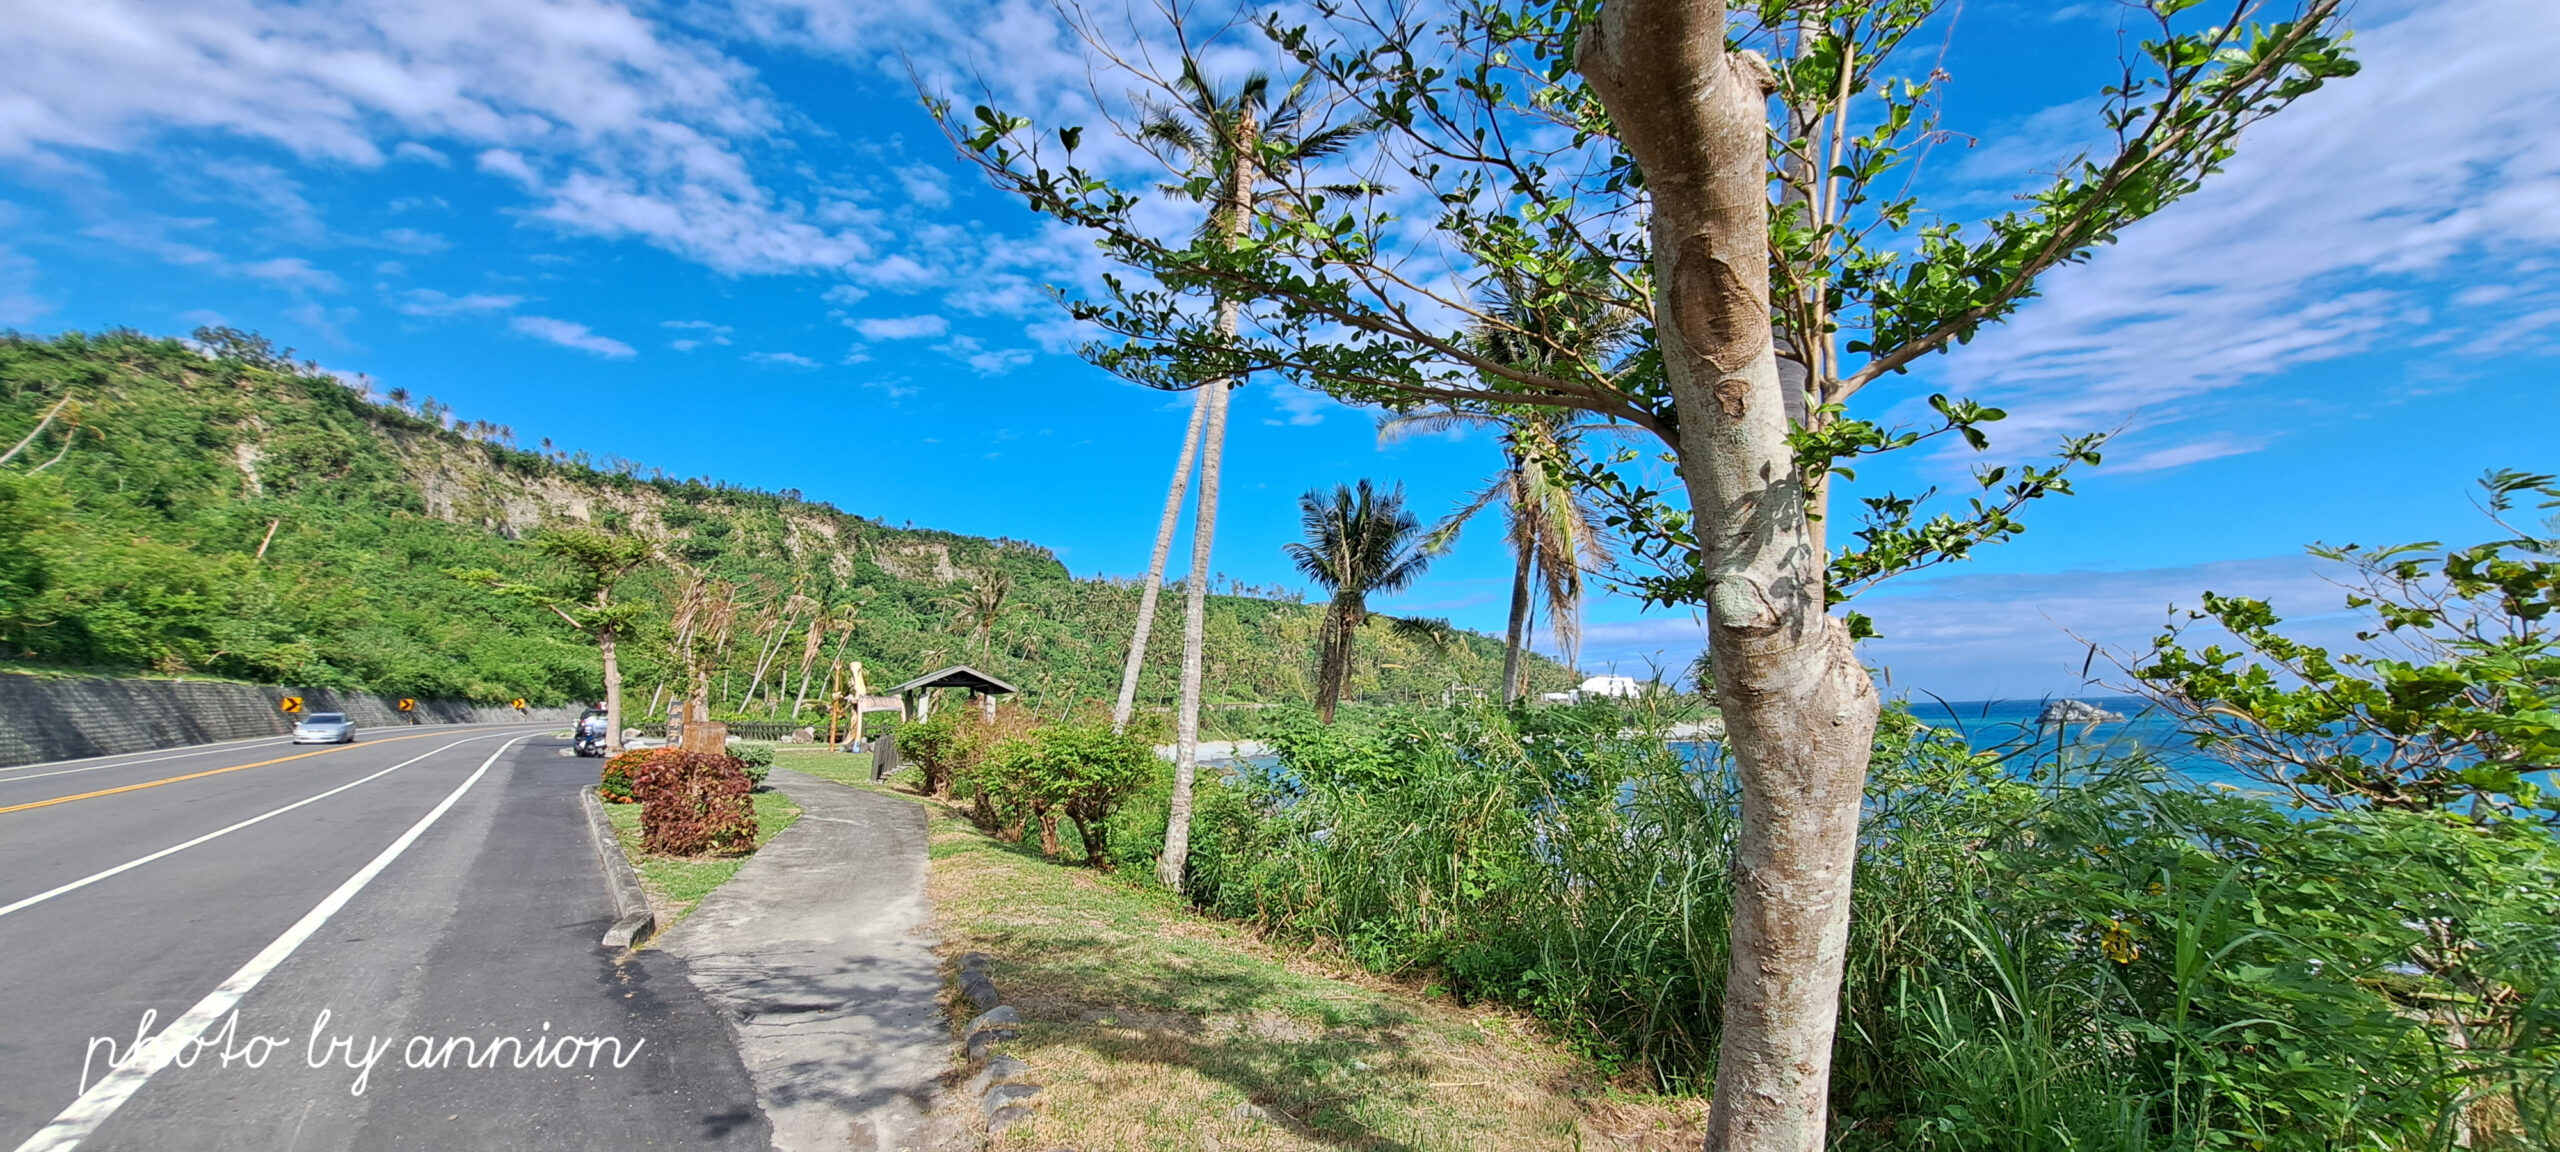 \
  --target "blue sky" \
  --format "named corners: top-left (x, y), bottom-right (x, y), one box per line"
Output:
top-left (2, 0), bottom-right (2554, 700)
